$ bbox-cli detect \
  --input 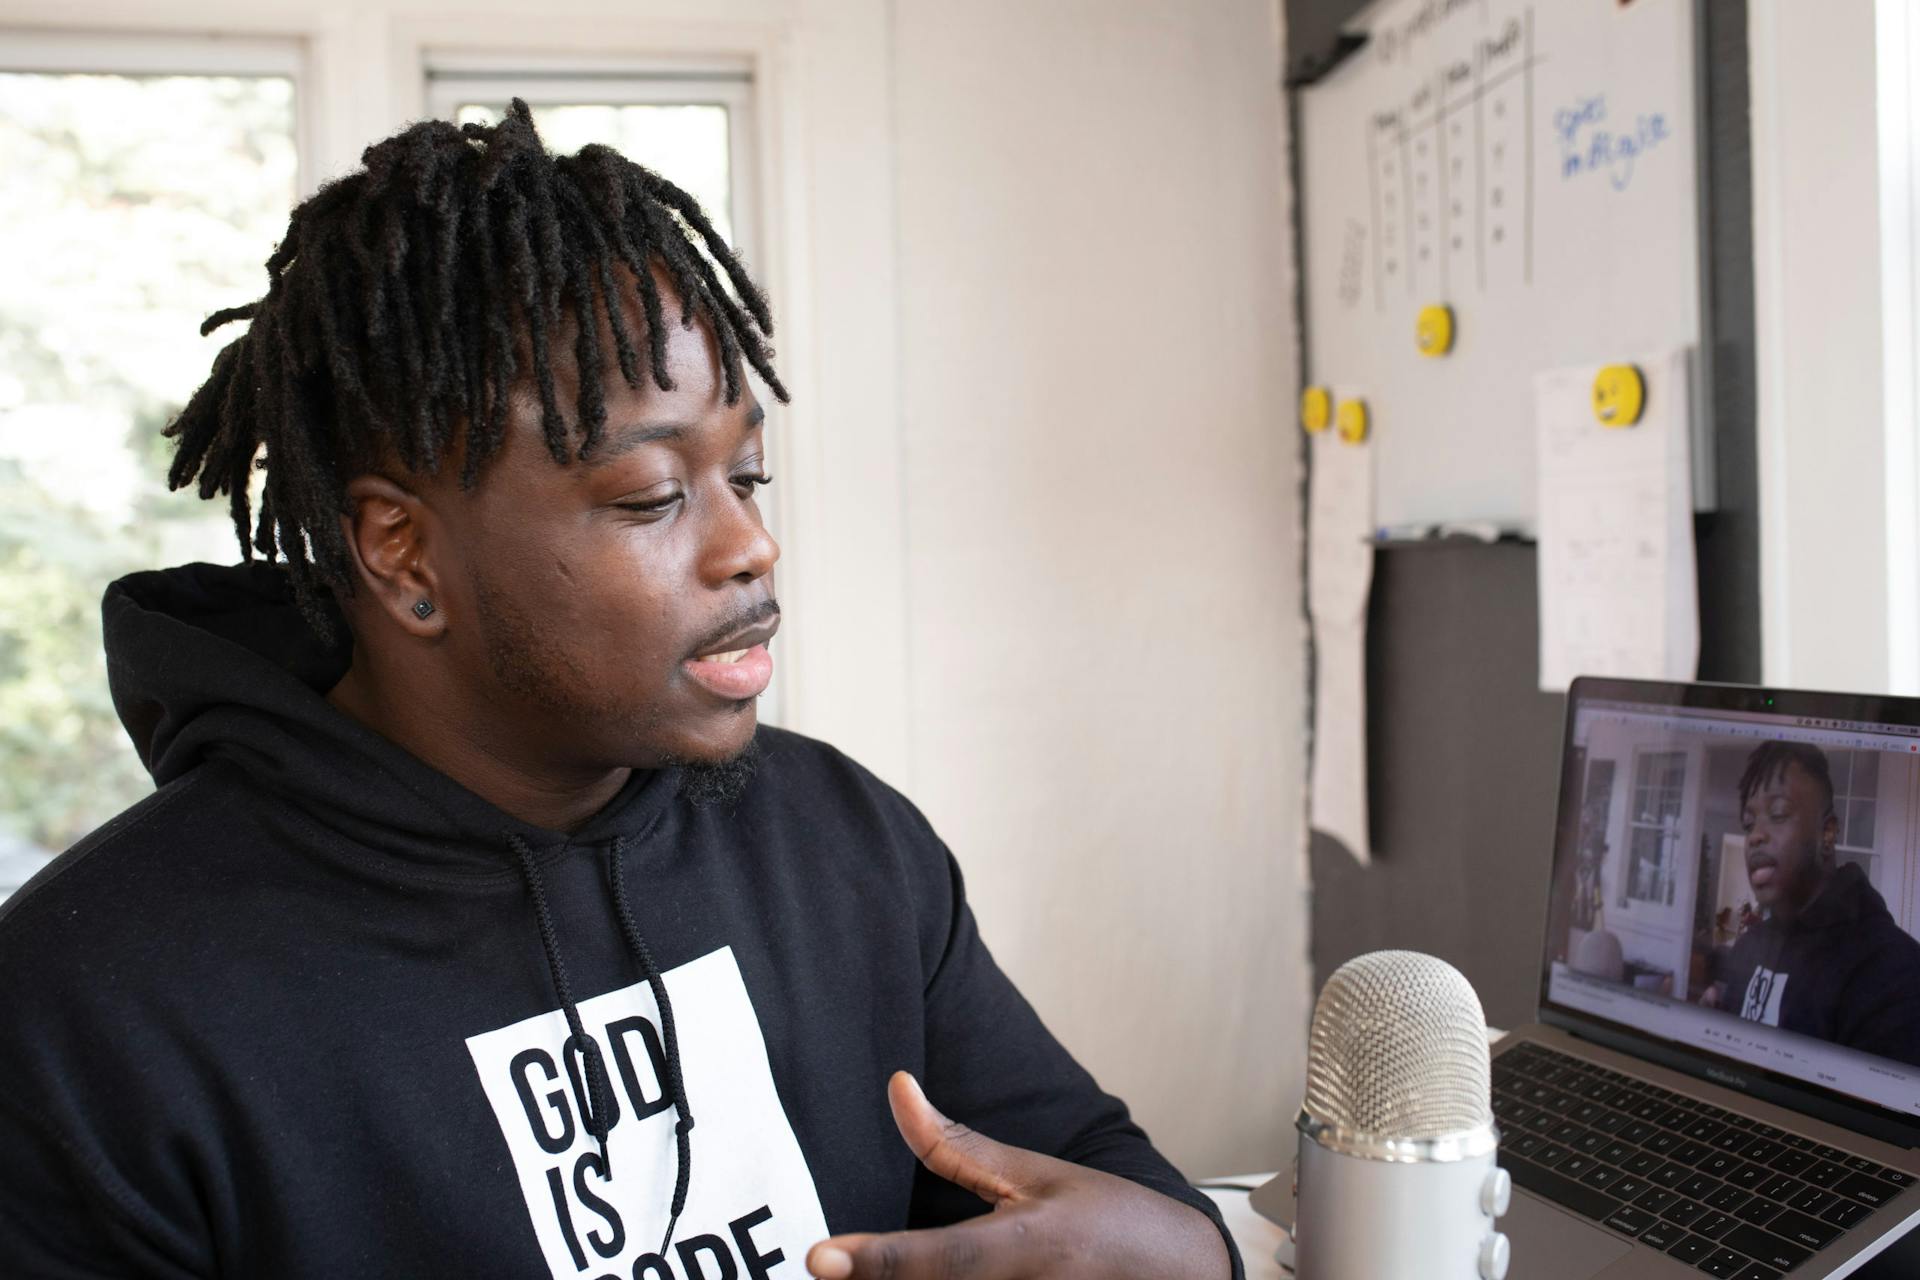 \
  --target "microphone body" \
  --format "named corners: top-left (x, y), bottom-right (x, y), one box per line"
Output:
top-left (1292, 950), bottom-right (1511, 1280)
top-left (1294, 1124), bottom-right (1502, 1278)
